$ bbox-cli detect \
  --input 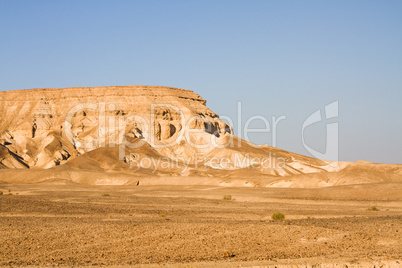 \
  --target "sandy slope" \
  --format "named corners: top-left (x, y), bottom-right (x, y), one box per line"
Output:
top-left (0, 146), bottom-right (400, 187)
